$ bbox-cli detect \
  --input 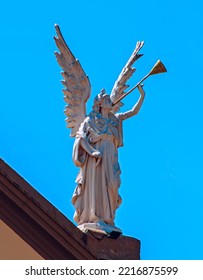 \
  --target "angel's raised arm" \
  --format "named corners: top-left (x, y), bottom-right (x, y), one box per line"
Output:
top-left (121, 84), bottom-right (145, 121)
top-left (54, 24), bottom-right (91, 137)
